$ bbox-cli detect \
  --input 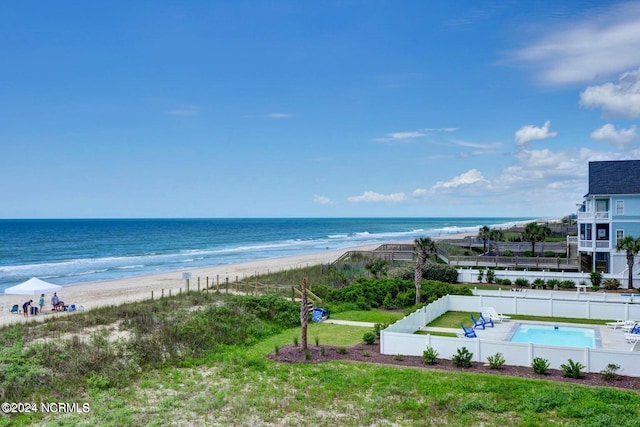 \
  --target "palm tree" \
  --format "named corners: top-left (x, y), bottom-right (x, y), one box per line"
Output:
top-left (615, 236), bottom-right (640, 290)
top-left (414, 237), bottom-right (436, 305)
top-left (300, 278), bottom-right (309, 350)
top-left (365, 259), bottom-right (389, 279)
top-left (488, 228), bottom-right (504, 254)
top-left (522, 222), bottom-right (551, 255)
top-left (477, 225), bottom-right (491, 254)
